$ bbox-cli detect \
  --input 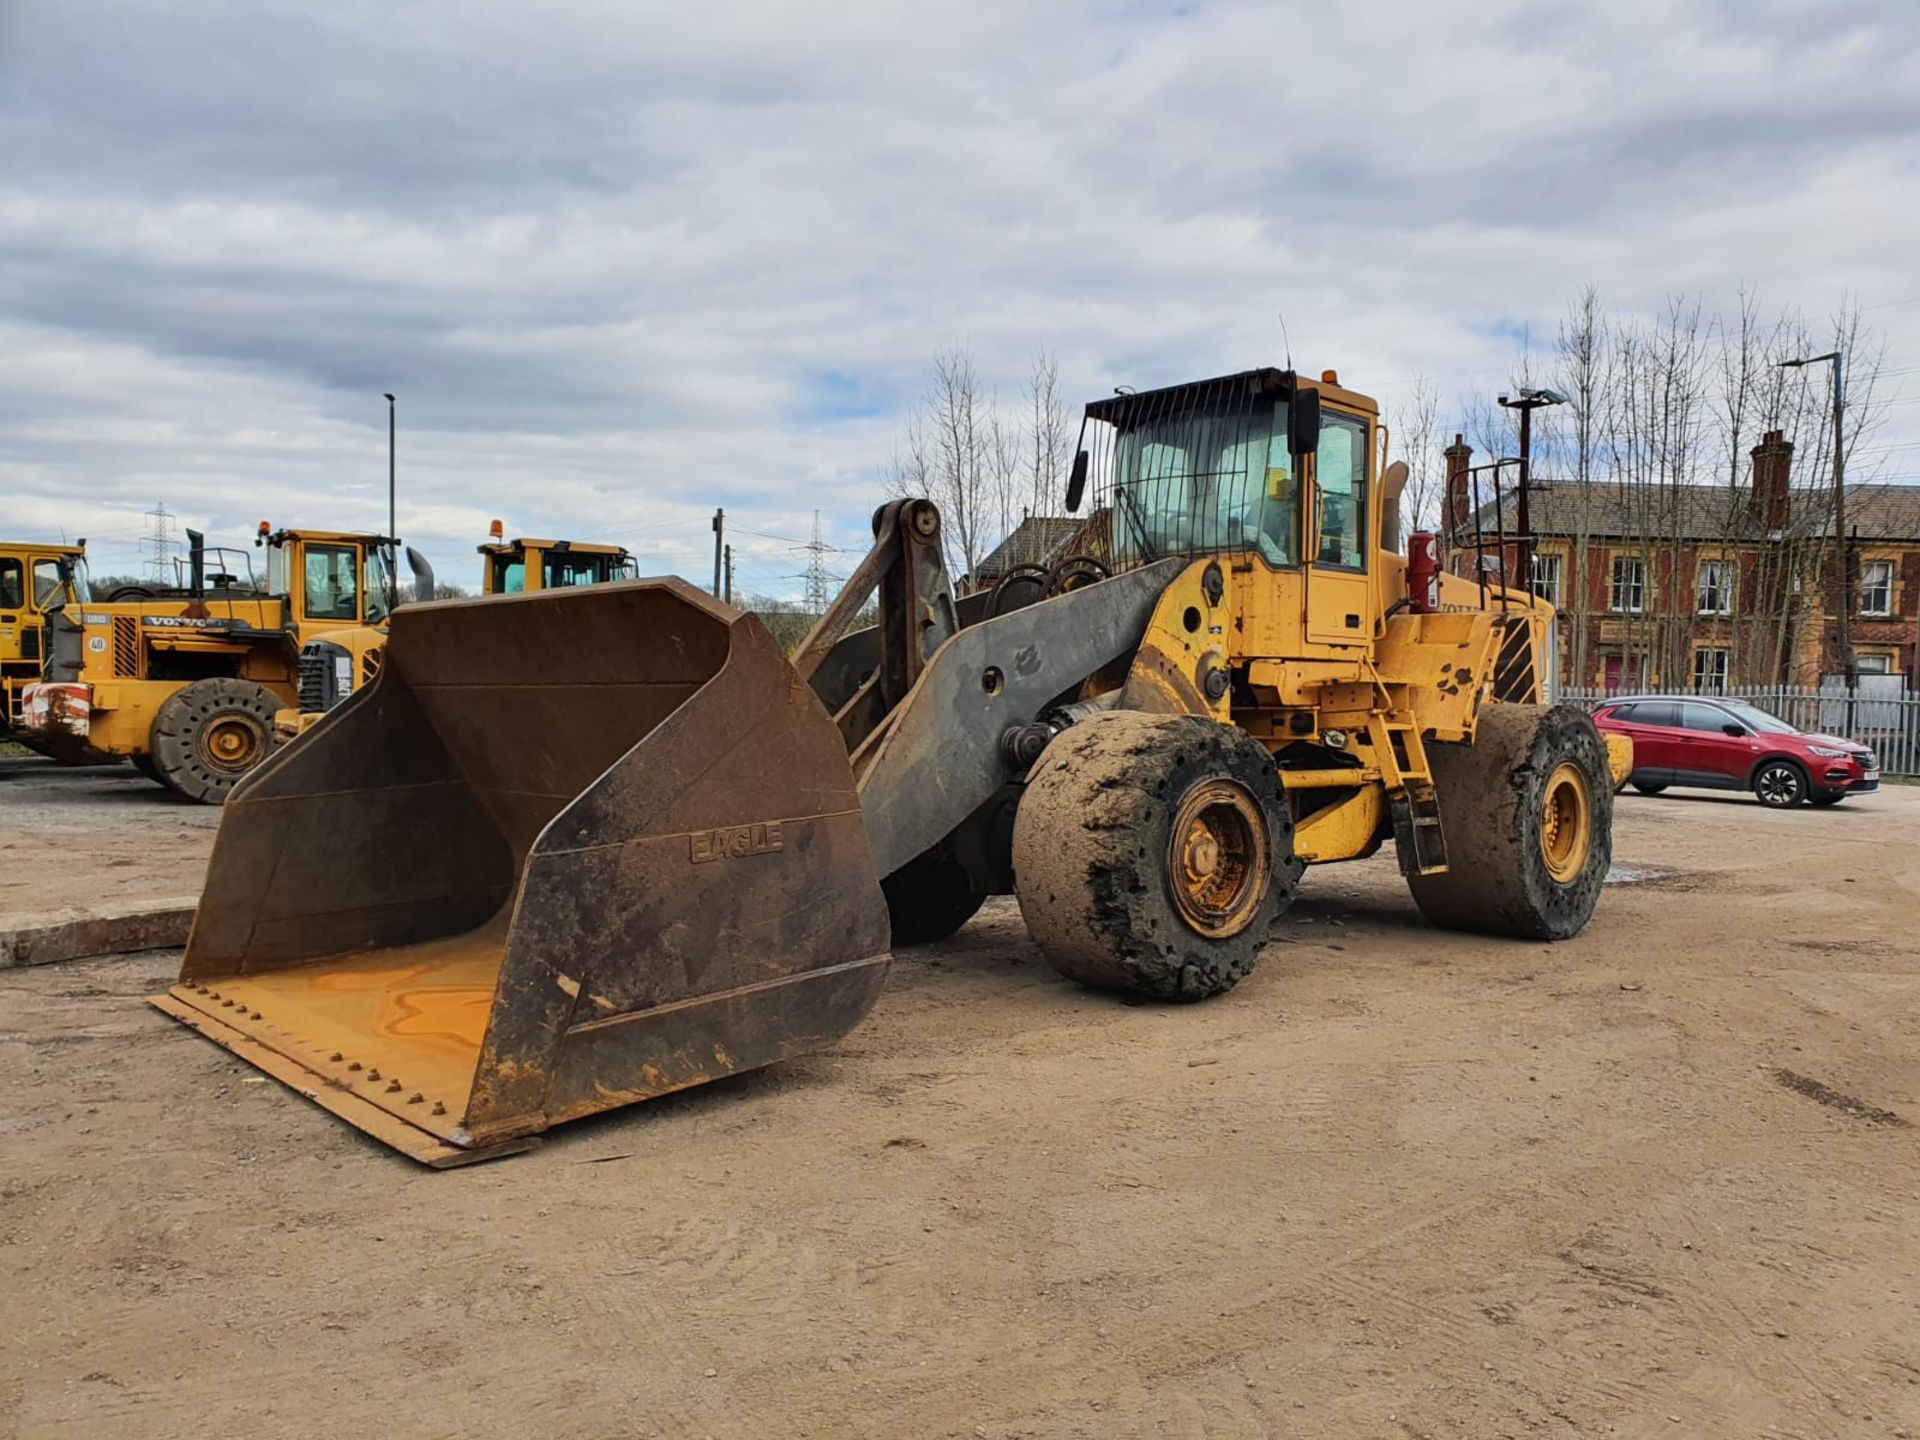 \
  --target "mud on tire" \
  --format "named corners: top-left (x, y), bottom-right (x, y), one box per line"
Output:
top-left (1408, 703), bottom-right (1611, 941)
top-left (1012, 711), bottom-right (1298, 1001)
top-left (149, 677), bottom-right (282, 804)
